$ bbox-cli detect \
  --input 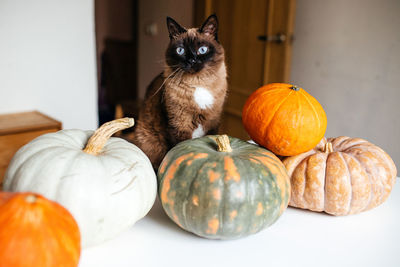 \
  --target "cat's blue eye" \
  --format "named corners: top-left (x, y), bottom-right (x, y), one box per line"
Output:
top-left (198, 46), bottom-right (208, 54)
top-left (176, 47), bottom-right (185, 55)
